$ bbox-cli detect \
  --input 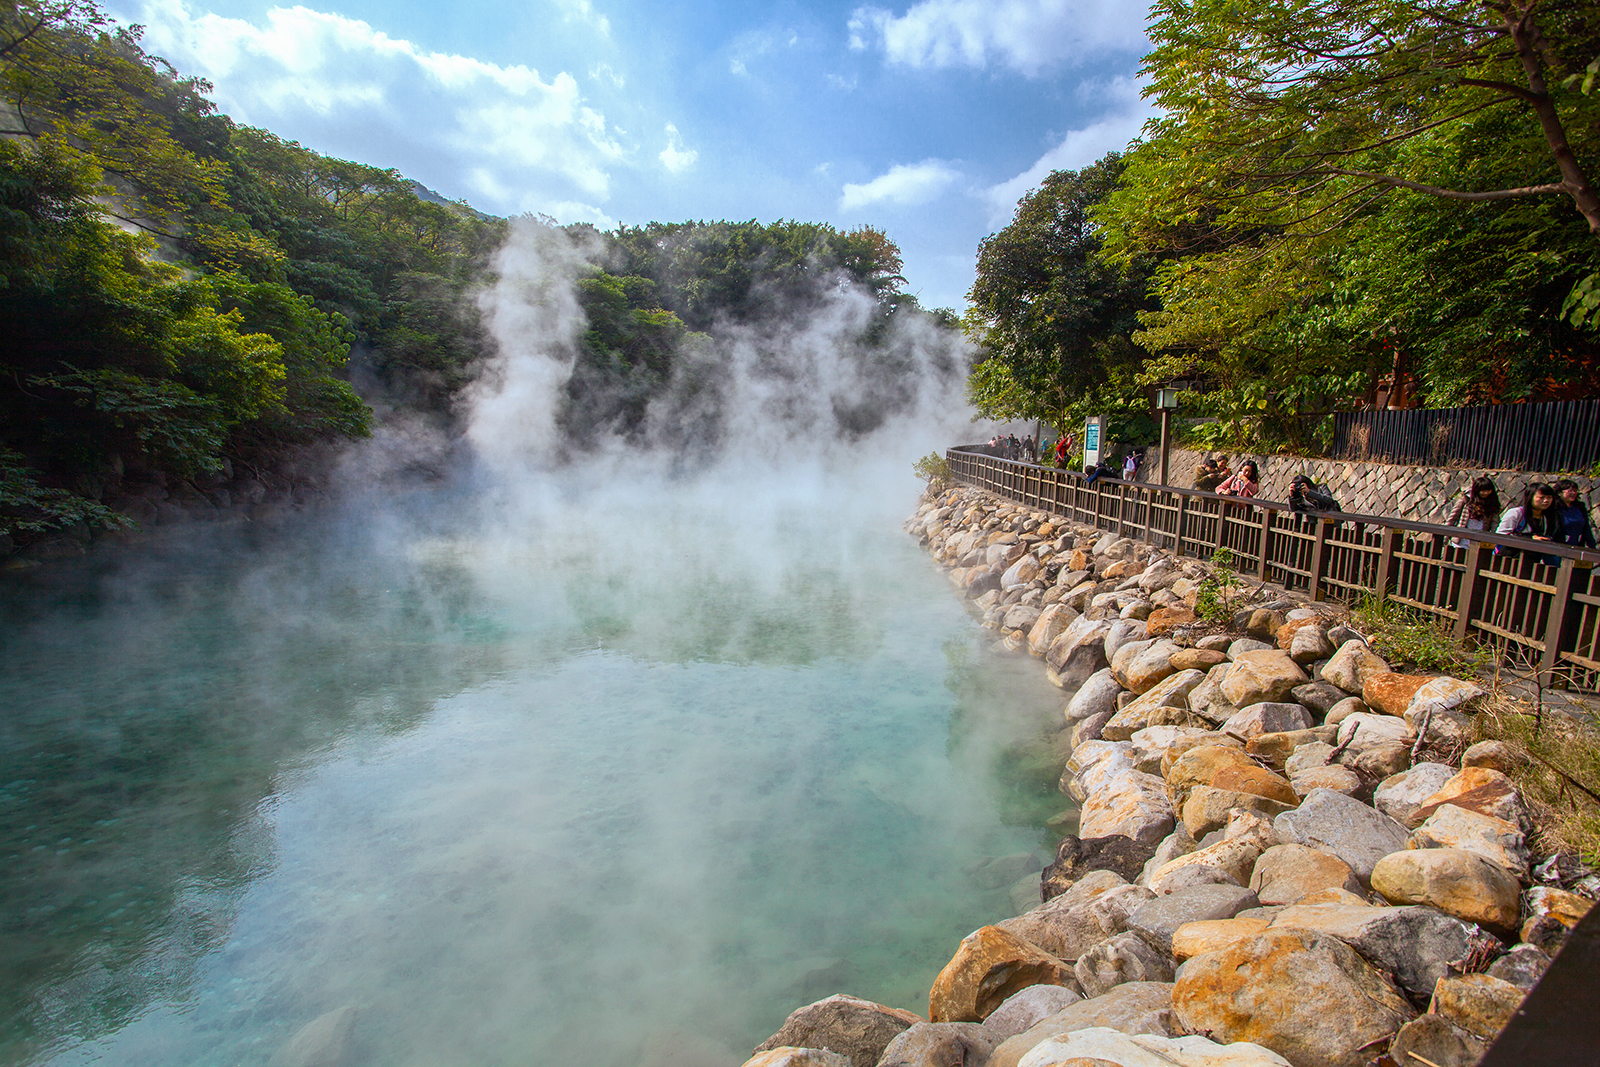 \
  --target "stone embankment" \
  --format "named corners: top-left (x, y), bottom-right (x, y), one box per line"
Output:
top-left (737, 484), bottom-right (1598, 1067)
